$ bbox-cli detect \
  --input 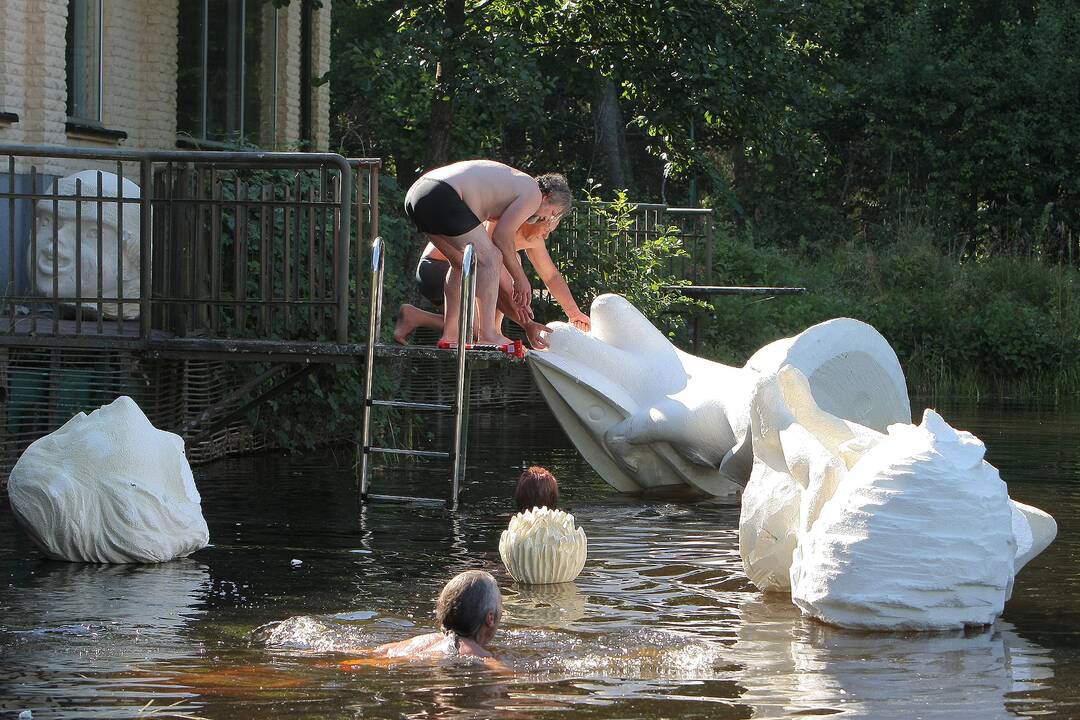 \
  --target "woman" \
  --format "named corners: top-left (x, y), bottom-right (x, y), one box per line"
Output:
top-left (373, 570), bottom-right (503, 659)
